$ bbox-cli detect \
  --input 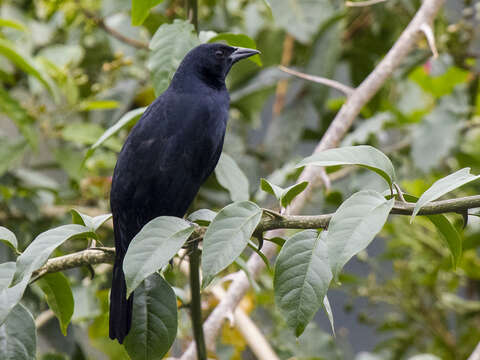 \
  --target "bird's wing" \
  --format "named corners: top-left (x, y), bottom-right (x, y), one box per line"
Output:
top-left (110, 91), bottom-right (227, 250)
